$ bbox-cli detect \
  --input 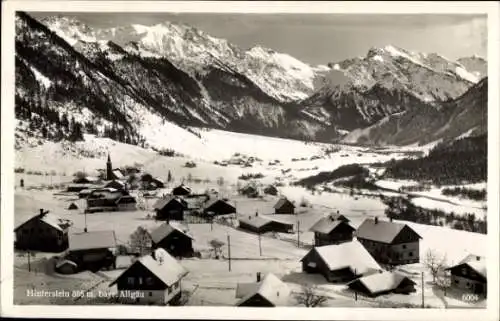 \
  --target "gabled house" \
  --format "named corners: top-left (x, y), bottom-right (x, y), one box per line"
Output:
top-left (147, 178), bottom-right (165, 190)
top-left (150, 223), bottom-right (194, 258)
top-left (105, 180), bottom-right (127, 191)
top-left (235, 273), bottom-right (291, 307)
top-left (445, 254), bottom-right (486, 296)
top-left (109, 248), bottom-right (188, 305)
top-left (14, 209), bottom-right (71, 252)
top-left (68, 202), bottom-right (79, 210)
top-left (301, 240), bottom-right (382, 283)
top-left (204, 199), bottom-right (236, 216)
top-left (356, 218), bottom-right (422, 266)
top-left (172, 184), bottom-right (191, 196)
top-left (153, 196), bottom-right (188, 221)
top-left (238, 215), bottom-right (294, 234)
top-left (67, 230), bottom-right (116, 271)
top-left (274, 197), bottom-right (295, 214)
top-left (347, 271), bottom-right (417, 297)
top-left (309, 214), bottom-right (355, 246)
